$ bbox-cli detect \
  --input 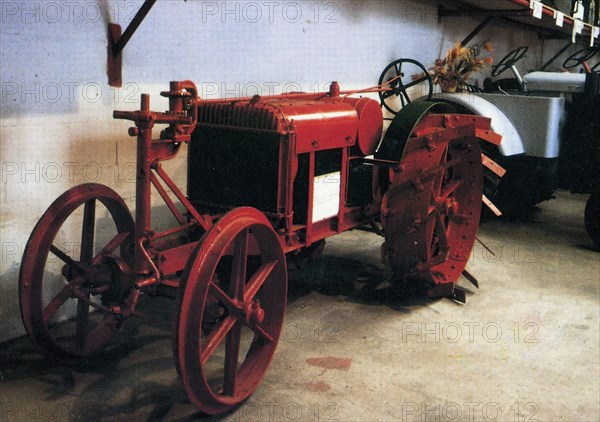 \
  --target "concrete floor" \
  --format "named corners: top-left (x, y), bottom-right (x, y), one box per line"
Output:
top-left (1, 190), bottom-right (599, 422)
